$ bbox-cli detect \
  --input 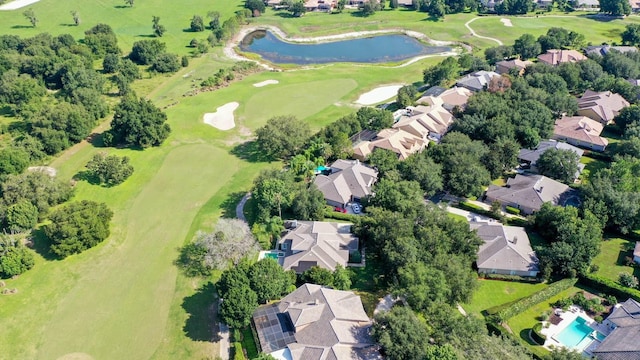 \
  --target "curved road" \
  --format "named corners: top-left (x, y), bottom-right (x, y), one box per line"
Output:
top-left (464, 17), bottom-right (504, 45)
